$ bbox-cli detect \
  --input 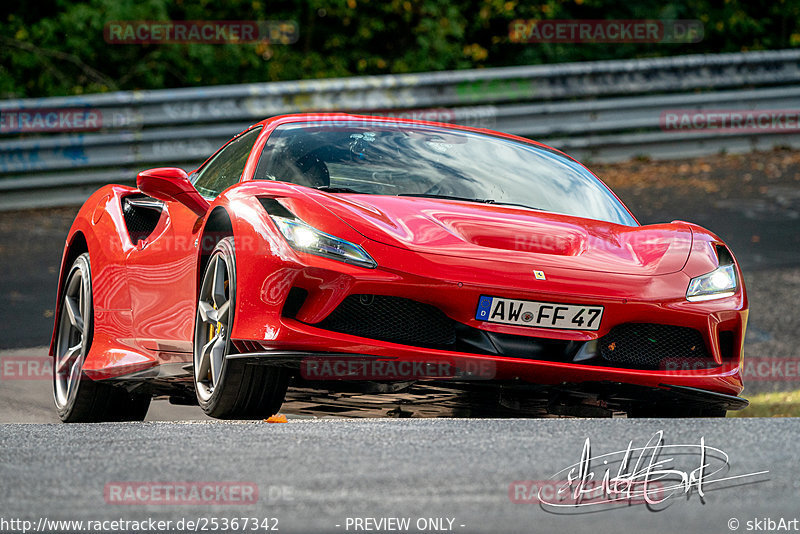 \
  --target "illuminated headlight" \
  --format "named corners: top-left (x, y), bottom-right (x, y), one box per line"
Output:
top-left (686, 264), bottom-right (737, 302)
top-left (271, 215), bottom-right (377, 269)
